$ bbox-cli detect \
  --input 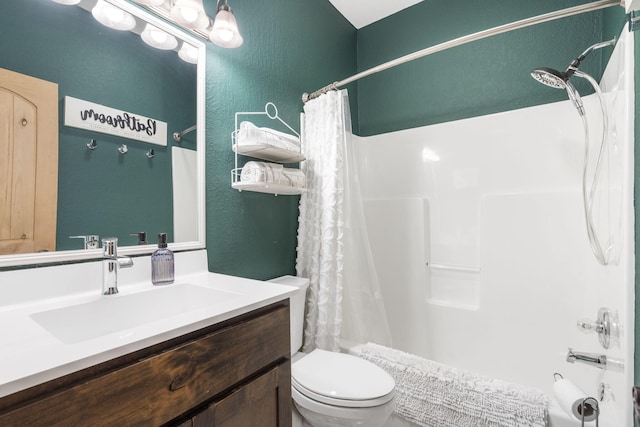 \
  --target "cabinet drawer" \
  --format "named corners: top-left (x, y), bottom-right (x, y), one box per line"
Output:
top-left (0, 303), bottom-right (290, 426)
